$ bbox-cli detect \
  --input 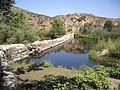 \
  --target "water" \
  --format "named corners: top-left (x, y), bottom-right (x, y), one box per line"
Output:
top-left (32, 39), bottom-right (97, 69)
